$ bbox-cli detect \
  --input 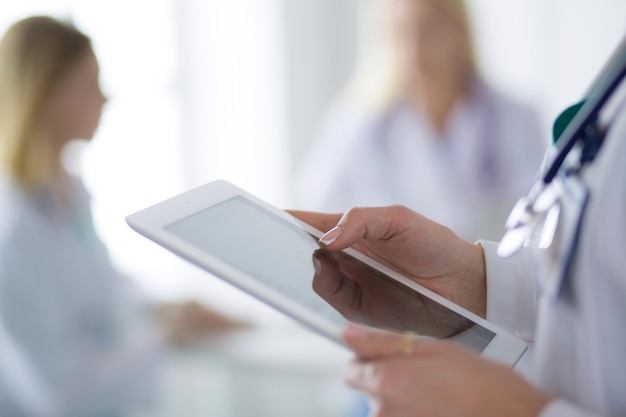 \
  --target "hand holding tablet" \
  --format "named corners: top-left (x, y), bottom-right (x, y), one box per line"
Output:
top-left (126, 179), bottom-right (526, 366)
top-left (311, 248), bottom-right (478, 339)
